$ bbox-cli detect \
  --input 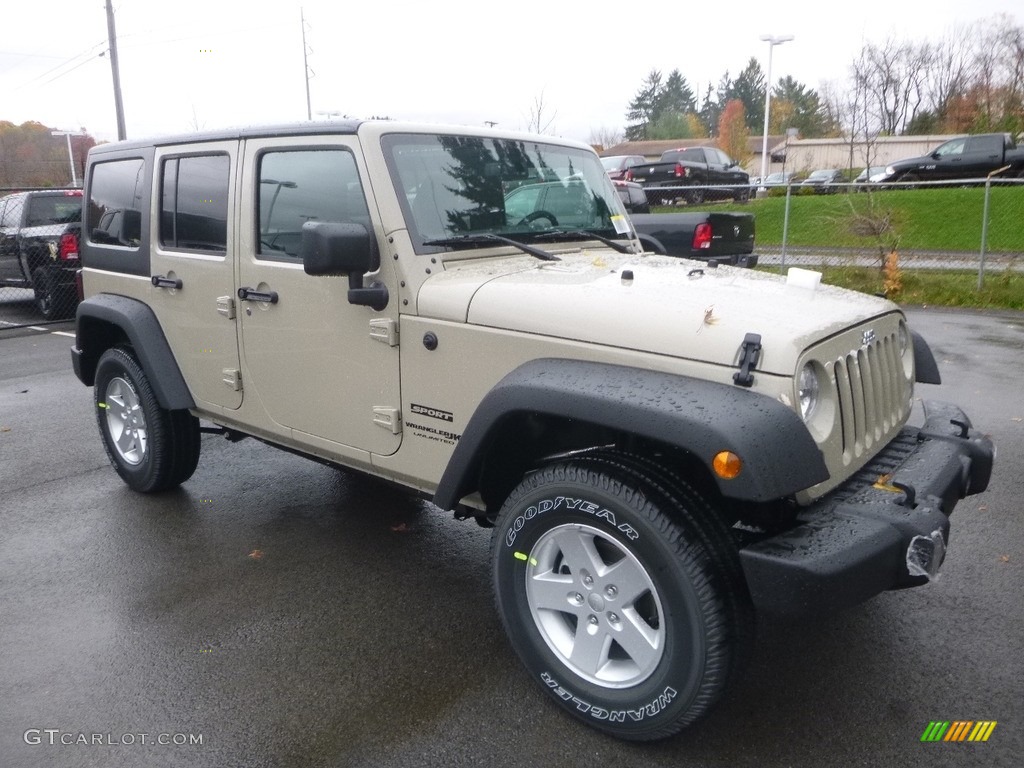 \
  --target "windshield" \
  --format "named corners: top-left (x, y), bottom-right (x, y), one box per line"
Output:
top-left (382, 133), bottom-right (632, 253)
